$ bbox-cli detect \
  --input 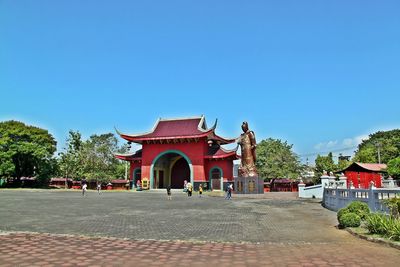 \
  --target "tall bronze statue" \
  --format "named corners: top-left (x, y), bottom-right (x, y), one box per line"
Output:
top-left (238, 121), bottom-right (258, 177)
